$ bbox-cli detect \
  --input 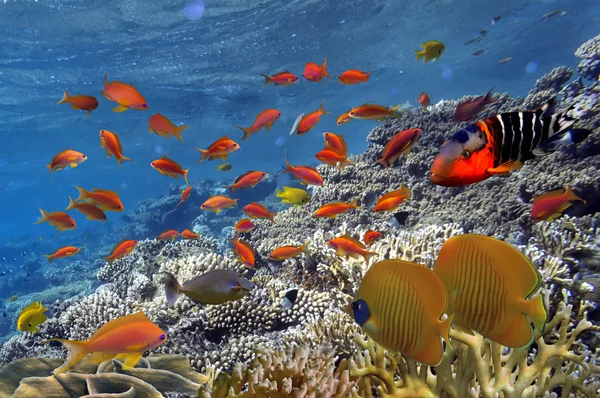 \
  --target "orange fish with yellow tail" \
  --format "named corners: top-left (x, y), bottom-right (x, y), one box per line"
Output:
top-left (100, 130), bottom-right (134, 166)
top-left (35, 209), bottom-right (76, 231)
top-left (201, 195), bottom-right (238, 213)
top-left (196, 135), bottom-right (240, 162)
top-left (315, 149), bottom-right (352, 169)
top-left (181, 229), bottom-right (199, 240)
top-left (530, 186), bottom-right (585, 222)
top-left (44, 246), bottom-right (80, 263)
top-left (151, 156), bottom-right (190, 185)
top-left (283, 160), bottom-right (324, 186)
top-left (74, 186), bottom-right (124, 212)
top-left (230, 235), bottom-right (255, 269)
top-left (47, 150), bottom-right (87, 176)
top-left (57, 91), bottom-right (98, 116)
top-left (65, 197), bottom-right (107, 221)
top-left (269, 243), bottom-right (310, 261)
top-left (157, 230), bottom-right (179, 241)
top-left (148, 113), bottom-right (189, 143)
top-left (100, 74), bottom-right (148, 112)
top-left (327, 235), bottom-right (377, 263)
top-left (338, 69), bottom-right (371, 85)
top-left (243, 202), bottom-right (276, 222)
top-left (104, 239), bottom-right (138, 264)
top-left (225, 171), bottom-right (268, 193)
top-left (237, 109), bottom-right (281, 140)
top-left (297, 101), bottom-right (329, 135)
top-left (348, 103), bottom-right (404, 121)
top-left (314, 200), bottom-right (359, 218)
top-left (303, 59), bottom-right (330, 82)
top-left (376, 128), bottom-right (422, 168)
